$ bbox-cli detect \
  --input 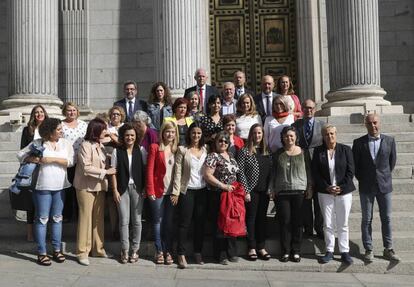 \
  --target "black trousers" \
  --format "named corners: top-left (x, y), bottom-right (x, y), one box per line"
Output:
top-left (302, 191), bottom-right (323, 235)
top-left (276, 193), bottom-right (304, 255)
top-left (62, 166), bottom-right (77, 221)
top-left (176, 188), bottom-right (208, 255)
top-left (211, 190), bottom-right (237, 260)
top-left (245, 191), bottom-right (269, 250)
